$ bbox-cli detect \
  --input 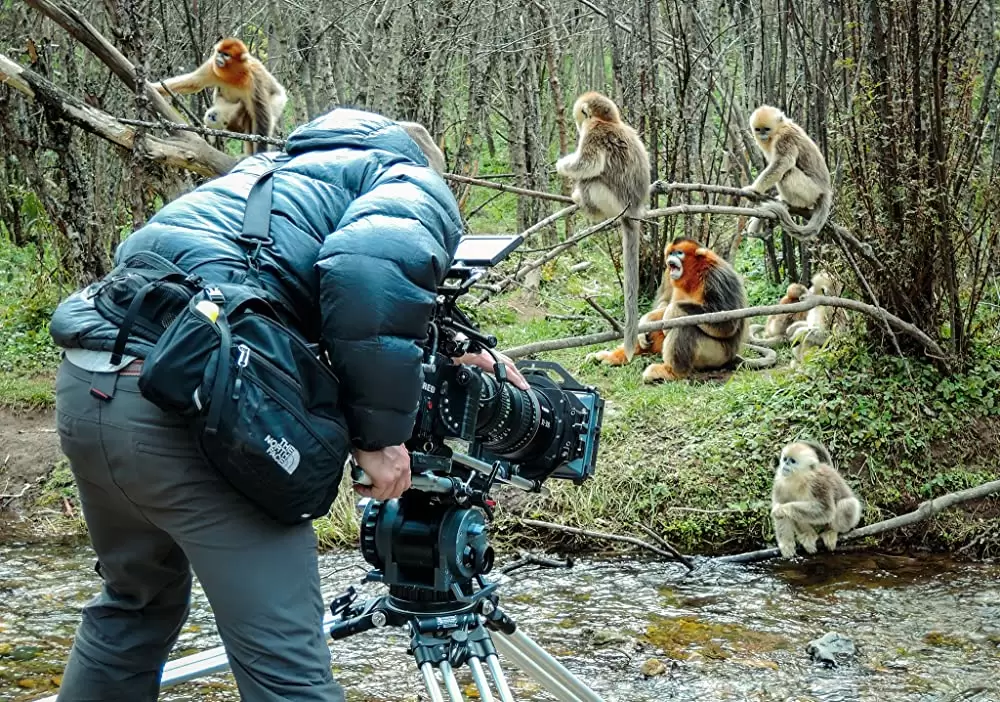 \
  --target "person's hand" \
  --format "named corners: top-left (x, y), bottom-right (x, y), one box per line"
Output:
top-left (452, 349), bottom-right (529, 391)
top-left (352, 444), bottom-right (411, 500)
